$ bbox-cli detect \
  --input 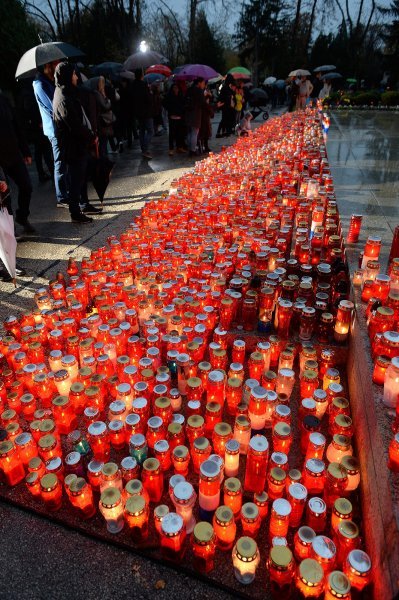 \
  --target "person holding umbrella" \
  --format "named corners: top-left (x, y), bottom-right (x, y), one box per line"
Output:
top-left (33, 60), bottom-right (70, 207)
top-left (131, 69), bottom-right (154, 160)
top-left (185, 77), bottom-right (207, 157)
top-left (53, 63), bottom-right (96, 223)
